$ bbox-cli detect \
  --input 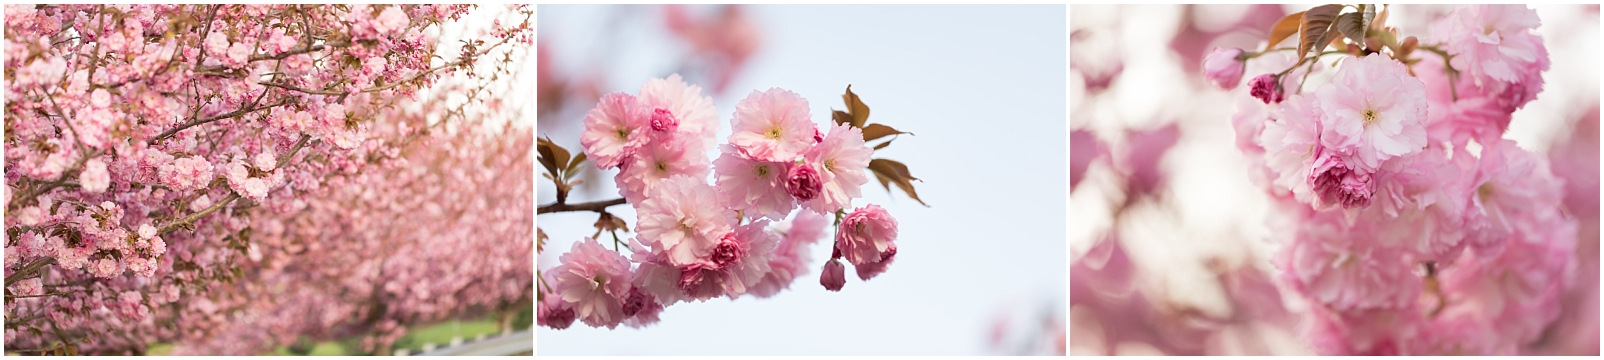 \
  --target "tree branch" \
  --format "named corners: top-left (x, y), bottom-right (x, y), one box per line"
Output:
top-left (537, 198), bottom-right (627, 214)
top-left (150, 99), bottom-right (292, 144)
top-left (4, 258), bottom-right (57, 287)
